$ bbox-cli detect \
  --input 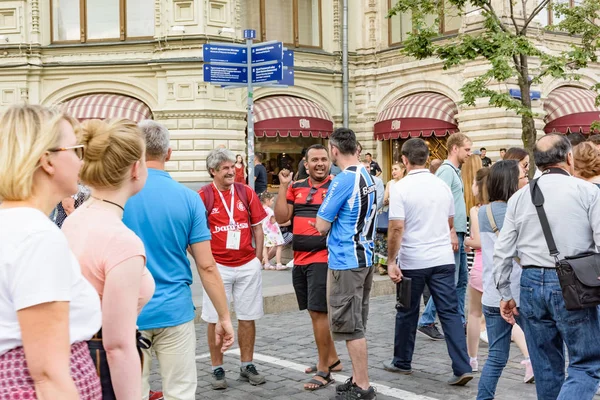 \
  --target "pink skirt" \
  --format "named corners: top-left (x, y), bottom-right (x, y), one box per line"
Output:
top-left (0, 341), bottom-right (102, 400)
top-left (469, 249), bottom-right (483, 293)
